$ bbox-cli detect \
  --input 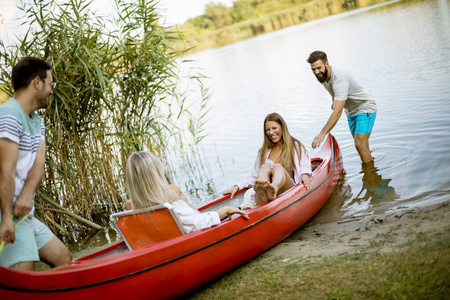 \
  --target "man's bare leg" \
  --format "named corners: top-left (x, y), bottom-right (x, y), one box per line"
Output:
top-left (354, 133), bottom-right (372, 163)
top-left (10, 261), bottom-right (34, 271)
top-left (38, 236), bottom-right (72, 268)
